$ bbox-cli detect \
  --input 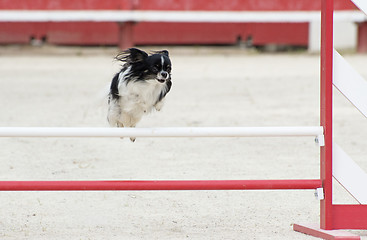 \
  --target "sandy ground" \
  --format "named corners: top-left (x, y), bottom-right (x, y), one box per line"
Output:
top-left (0, 45), bottom-right (366, 240)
